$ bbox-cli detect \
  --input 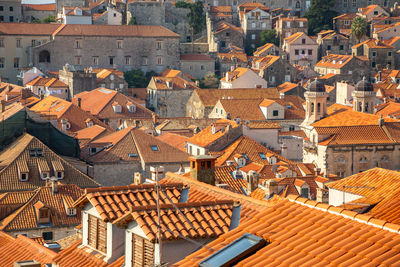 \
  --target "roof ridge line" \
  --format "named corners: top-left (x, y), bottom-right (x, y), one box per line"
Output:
top-left (288, 195), bottom-right (400, 234)
top-left (129, 199), bottom-right (236, 212)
